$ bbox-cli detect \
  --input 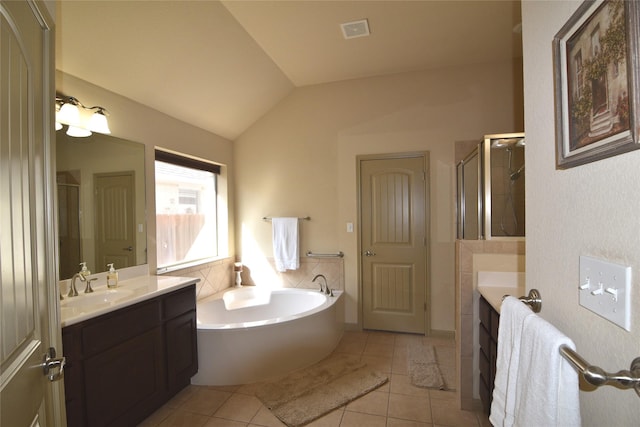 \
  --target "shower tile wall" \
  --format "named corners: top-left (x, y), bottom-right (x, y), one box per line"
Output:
top-left (490, 147), bottom-right (525, 237)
